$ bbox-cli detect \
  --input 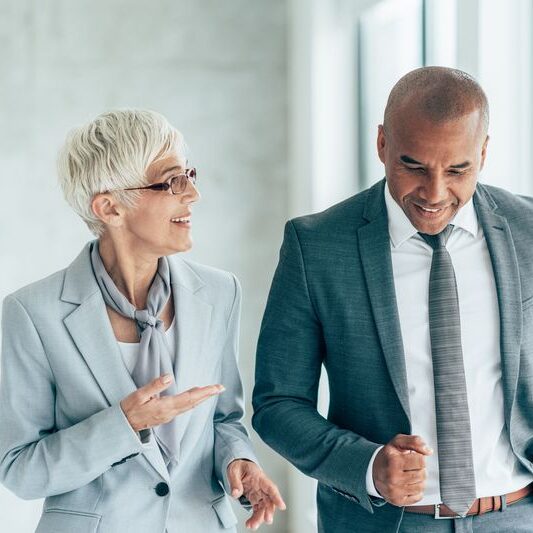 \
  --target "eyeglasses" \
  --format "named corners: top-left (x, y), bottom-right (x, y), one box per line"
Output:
top-left (120, 167), bottom-right (197, 195)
